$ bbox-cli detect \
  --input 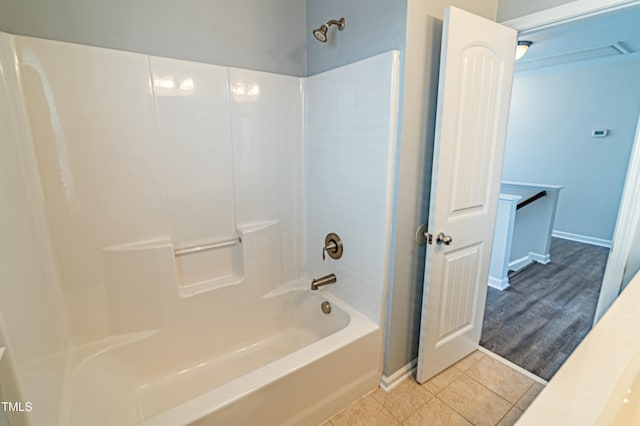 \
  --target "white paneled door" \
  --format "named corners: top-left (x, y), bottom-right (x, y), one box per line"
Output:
top-left (417, 7), bottom-right (517, 382)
